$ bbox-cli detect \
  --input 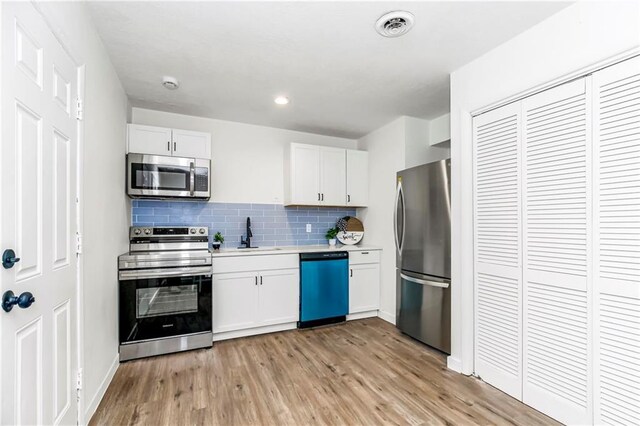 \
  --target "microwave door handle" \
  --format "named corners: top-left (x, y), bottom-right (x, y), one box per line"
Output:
top-left (189, 161), bottom-right (195, 196)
